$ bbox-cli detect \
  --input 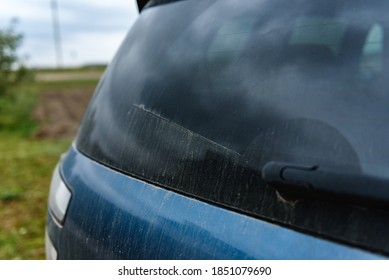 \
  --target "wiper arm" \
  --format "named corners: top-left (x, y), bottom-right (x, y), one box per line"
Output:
top-left (262, 161), bottom-right (389, 209)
